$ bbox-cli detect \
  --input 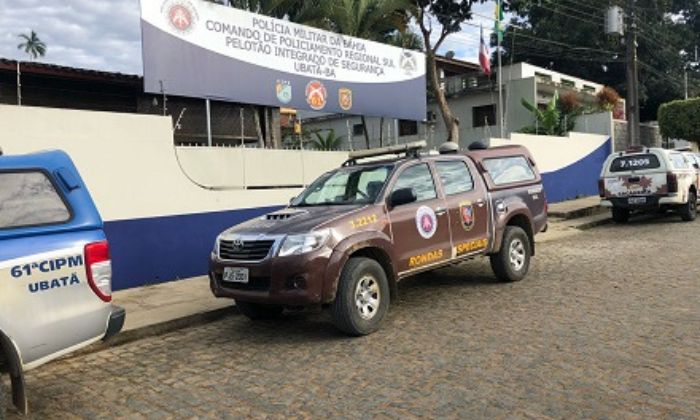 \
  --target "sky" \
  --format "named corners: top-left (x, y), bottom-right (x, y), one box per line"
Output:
top-left (0, 0), bottom-right (500, 75)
